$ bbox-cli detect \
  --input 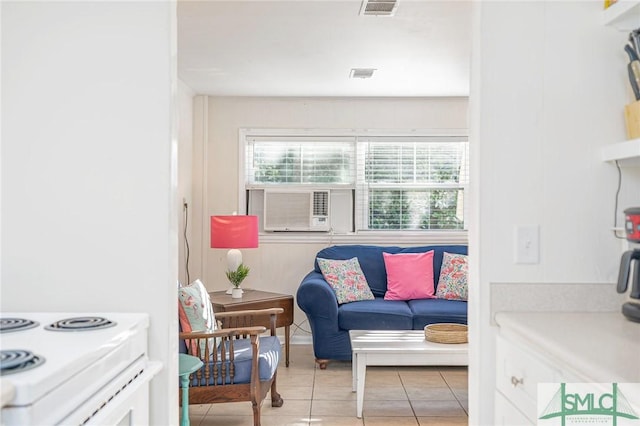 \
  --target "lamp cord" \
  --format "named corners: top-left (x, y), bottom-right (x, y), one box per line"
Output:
top-left (613, 160), bottom-right (625, 239)
top-left (184, 202), bottom-right (191, 283)
top-left (291, 320), bottom-right (312, 337)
